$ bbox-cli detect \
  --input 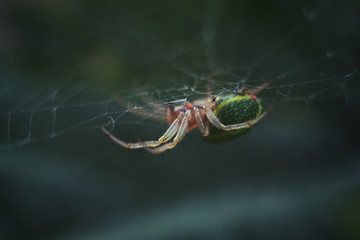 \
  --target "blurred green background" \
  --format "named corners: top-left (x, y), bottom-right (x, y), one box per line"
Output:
top-left (1, 0), bottom-right (360, 239)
